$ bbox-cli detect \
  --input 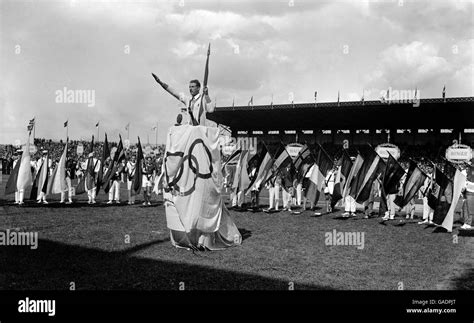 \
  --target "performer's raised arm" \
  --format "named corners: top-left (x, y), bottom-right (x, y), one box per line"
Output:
top-left (151, 73), bottom-right (186, 105)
